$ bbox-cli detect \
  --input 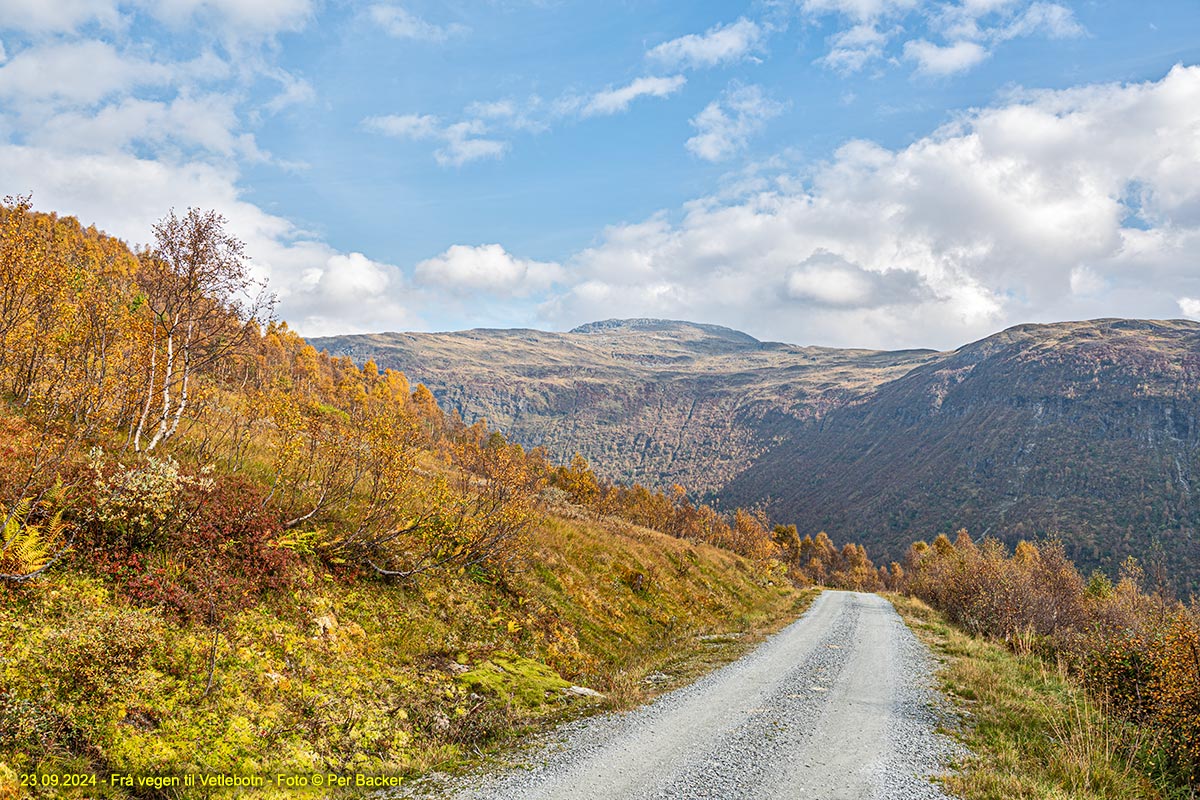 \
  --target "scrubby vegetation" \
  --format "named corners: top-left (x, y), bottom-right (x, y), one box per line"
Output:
top-left (897, 531), bottom-right (1200, 794)
top-left (1, 513), bottom-right (809, 798)
top-left (549, 454), bottom-right (883, 589)
top-left (892, 595), bottom-right (1164, 799)
top-left (0, 199), bottom-right (830, 796)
